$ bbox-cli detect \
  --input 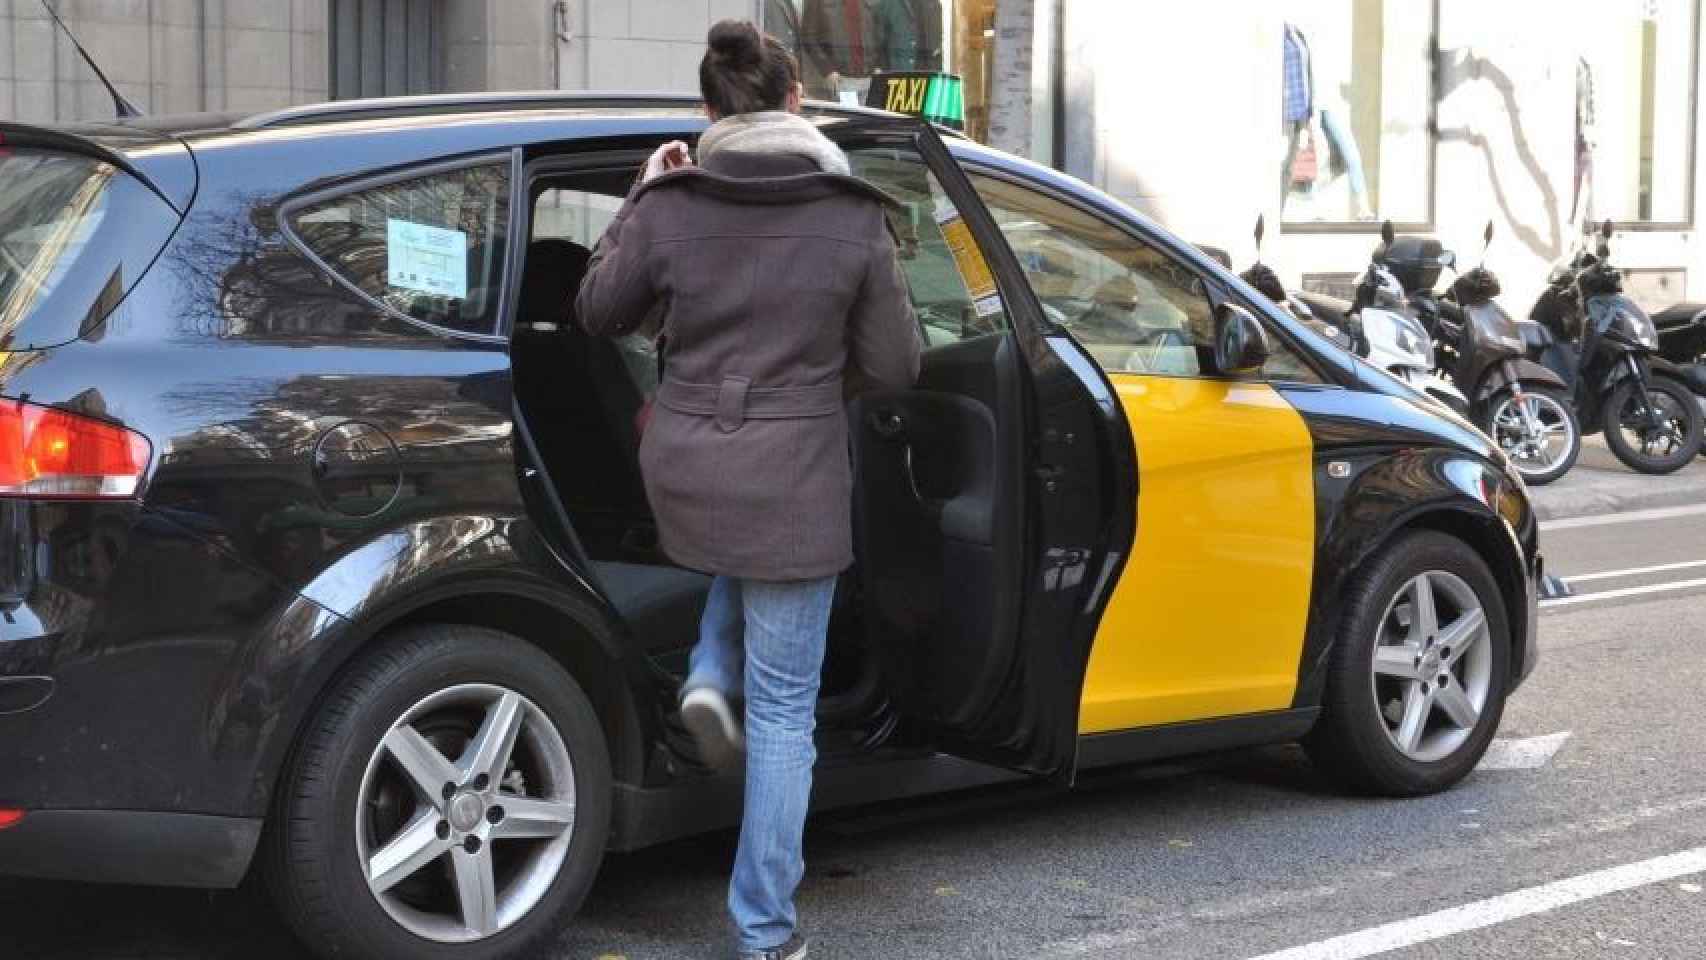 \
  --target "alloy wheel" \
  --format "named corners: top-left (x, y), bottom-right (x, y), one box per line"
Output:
top-left (1369, 571), bottom-right (1493, 763)
top-left (1489, 392), bottom-right (1573, 475)
top-left (355, 683), bottom-right (577, 943)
